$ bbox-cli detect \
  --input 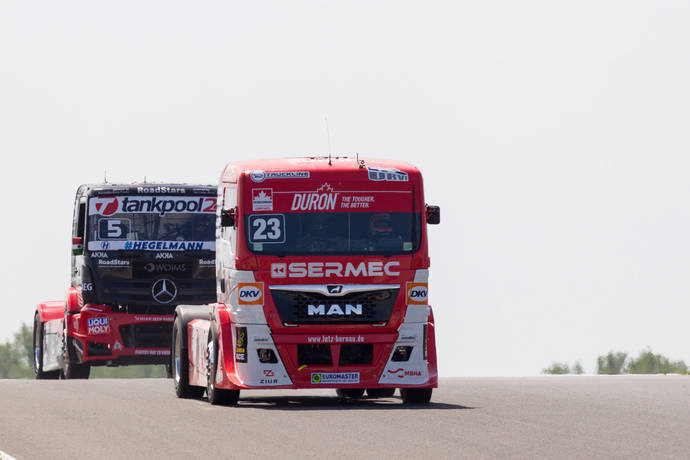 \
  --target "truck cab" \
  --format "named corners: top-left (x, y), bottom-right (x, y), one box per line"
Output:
top-left (34, 183), bottom-right (218, 379)
top-left (174, 157), bottom-right (440, 404)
